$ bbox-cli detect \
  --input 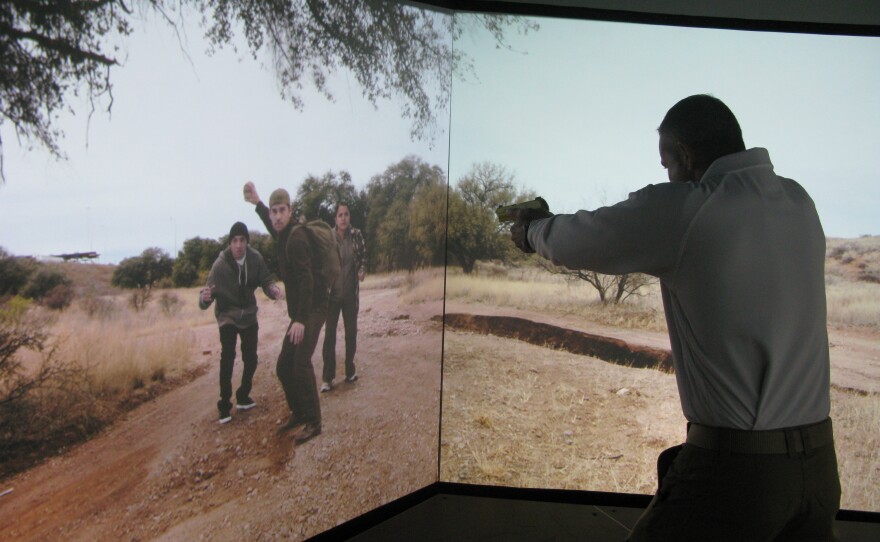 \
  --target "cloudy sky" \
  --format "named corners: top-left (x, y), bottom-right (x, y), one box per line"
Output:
top-left (449, 14), bottom-right (880, 238)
